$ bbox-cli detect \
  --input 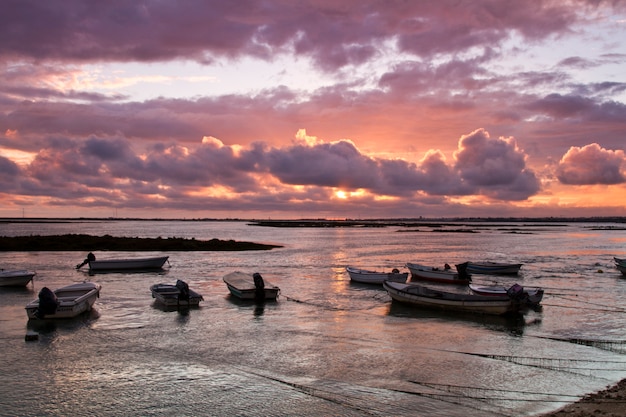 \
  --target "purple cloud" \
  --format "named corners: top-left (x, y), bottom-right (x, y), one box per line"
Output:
top-left (556, 143), bottom-right (625, 185)
top-left (453, 129), bottom-right (540, 200)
